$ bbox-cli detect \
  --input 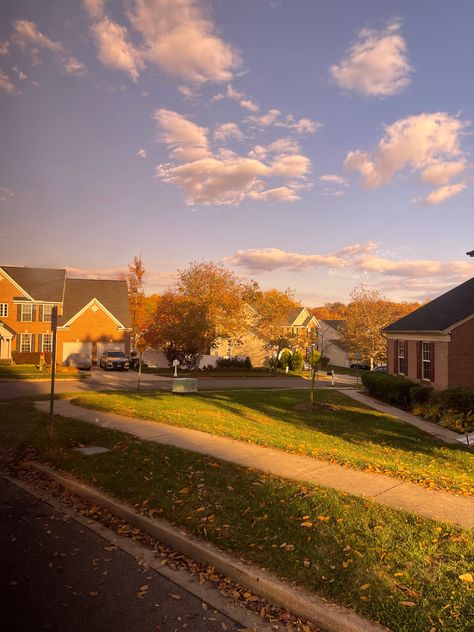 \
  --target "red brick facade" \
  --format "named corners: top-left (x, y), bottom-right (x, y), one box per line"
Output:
top-left (448, 318), bottom-right (474, 387)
